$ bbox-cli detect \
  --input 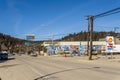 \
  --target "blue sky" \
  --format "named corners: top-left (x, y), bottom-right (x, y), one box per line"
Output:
top-left (0, 0), bottom-right (120, 40)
